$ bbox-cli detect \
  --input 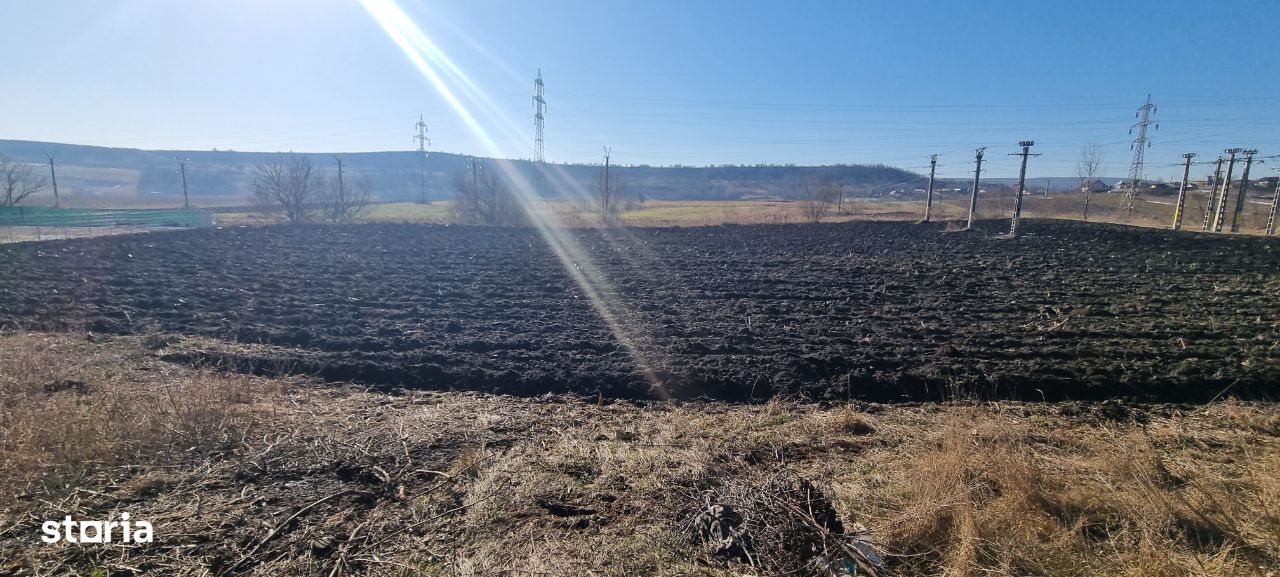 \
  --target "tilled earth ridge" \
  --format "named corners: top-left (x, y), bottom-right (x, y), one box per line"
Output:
top-left (1, 219), bottom-right (1277, 401)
